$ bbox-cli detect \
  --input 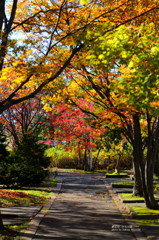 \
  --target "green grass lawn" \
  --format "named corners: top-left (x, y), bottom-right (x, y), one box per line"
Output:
top-left (0, 187), bottom-right (52, 239)
top-left (112, 181), bottom-right (134, 188)
top-left (40, 178), bottom-right (58, 187)
top-left (59, 168), bottom-right (93, 174)
top-left (0, 189), bottom-right (53, 207)
top-left (121, 193), bottom-right (159, 201)
top-left (61, 168), bottom-right (110, 174)
top-left (136, 218), bottom-right (159, 227)
top-left (130, 204), bottom-right (159, 227)
top-left (1, 224), bottom-right (28, 240)
top-left (119, 186), bottom-right (159, 227)
top-left (130, 205), bottom-right (159, 216)
top-left (120, 193), bottom-right (144, 201)
top-left (0, 178), bottom-right (58, 239)
top-left (106, 171), bottom-right (127, 175)
top-left (0, 179), bottom-right (58, 207)
top-left (59, 168), bottom-right (107, 174)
